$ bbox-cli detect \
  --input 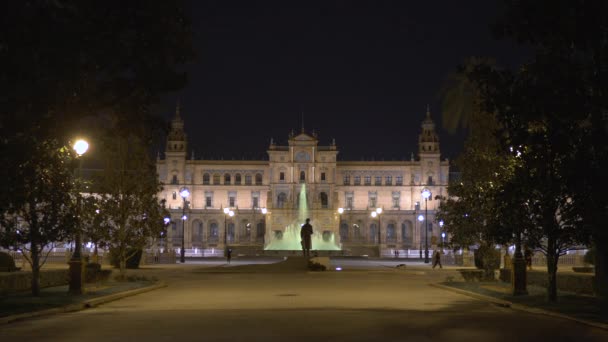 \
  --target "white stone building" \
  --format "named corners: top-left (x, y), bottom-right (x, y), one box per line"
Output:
top-left (157, 106), bottom-right (449, 257)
